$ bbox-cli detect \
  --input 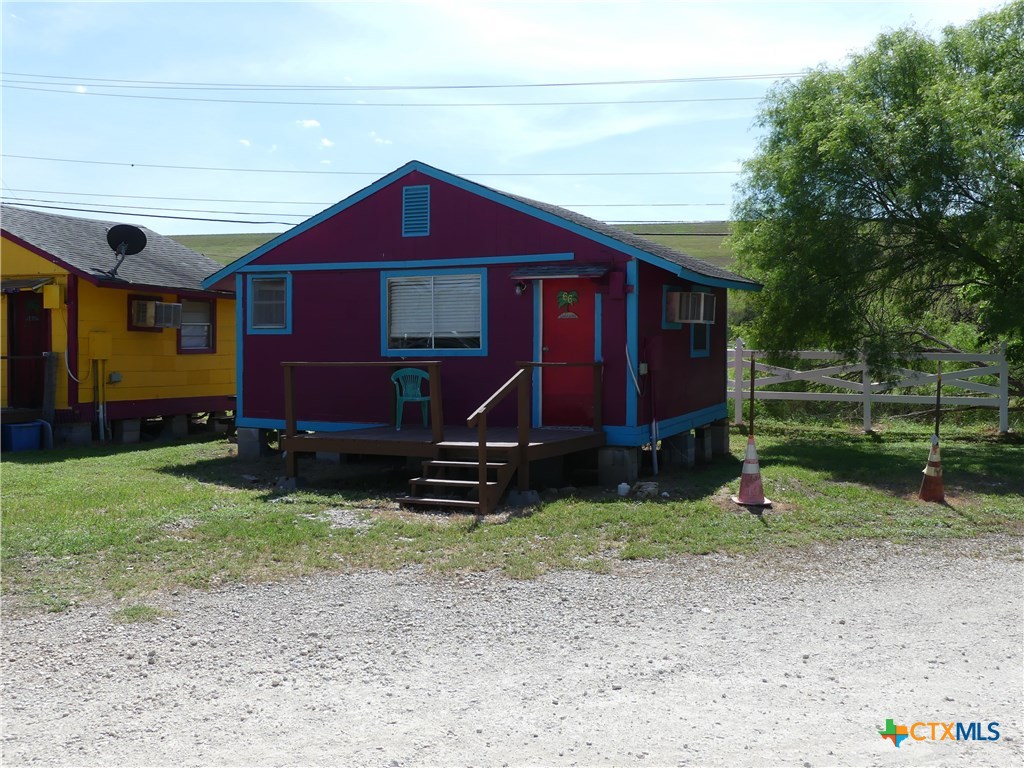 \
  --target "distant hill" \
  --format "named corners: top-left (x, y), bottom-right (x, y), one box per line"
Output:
top-left (174, 222), bottom-right (737, 269)
top-left (172, 233), bottom-right (279, 266)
